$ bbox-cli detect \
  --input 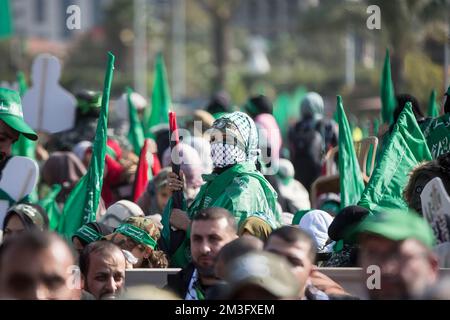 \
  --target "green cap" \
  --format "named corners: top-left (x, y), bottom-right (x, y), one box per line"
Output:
top-left (0, 88), bottom-right (38, 140)
top-left (352, 209), bottom-right (435, 248)
top-left (73, 225), bottom-right (102, 245)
